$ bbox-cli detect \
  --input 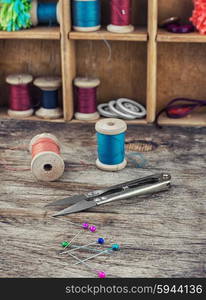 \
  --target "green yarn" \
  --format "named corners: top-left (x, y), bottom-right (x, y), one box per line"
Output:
top-left (0, 0), bottom-right (32, 31)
